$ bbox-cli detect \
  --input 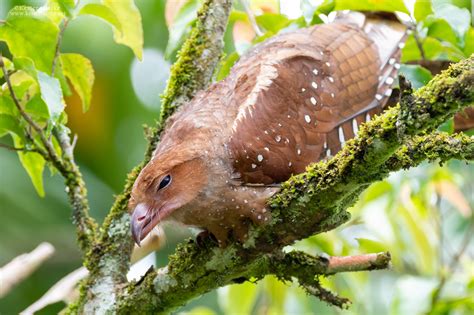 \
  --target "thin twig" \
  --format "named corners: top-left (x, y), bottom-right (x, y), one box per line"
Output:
top-left (412, 27), bottom-right (426, 61)
top-left (0, 142), bottom-right (42, 153)
top-left (240, 0), bottom-right (263, 36)
top-left (430, 219), bottom-right (474, 310)
top-left (52, 19), bottom-right (69, 76)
